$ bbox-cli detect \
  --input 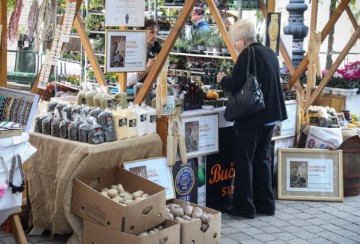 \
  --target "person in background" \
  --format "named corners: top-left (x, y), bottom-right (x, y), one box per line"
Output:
top-left (127, 19), bottom-right (162, 87)
top-left (191, 8), bottom-right (211, 34)
top-left (225, 17), bottom-right (235, 31)
top-left (216, 19), bottom-right (287, 219)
